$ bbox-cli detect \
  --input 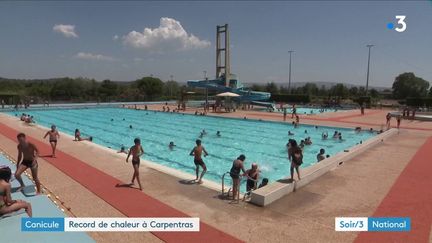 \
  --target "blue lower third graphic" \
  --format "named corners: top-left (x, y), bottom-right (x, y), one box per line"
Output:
top-left (21, 217), bottom-right (65, 232)
top-left (368, 217), bottom-right (410, 232)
